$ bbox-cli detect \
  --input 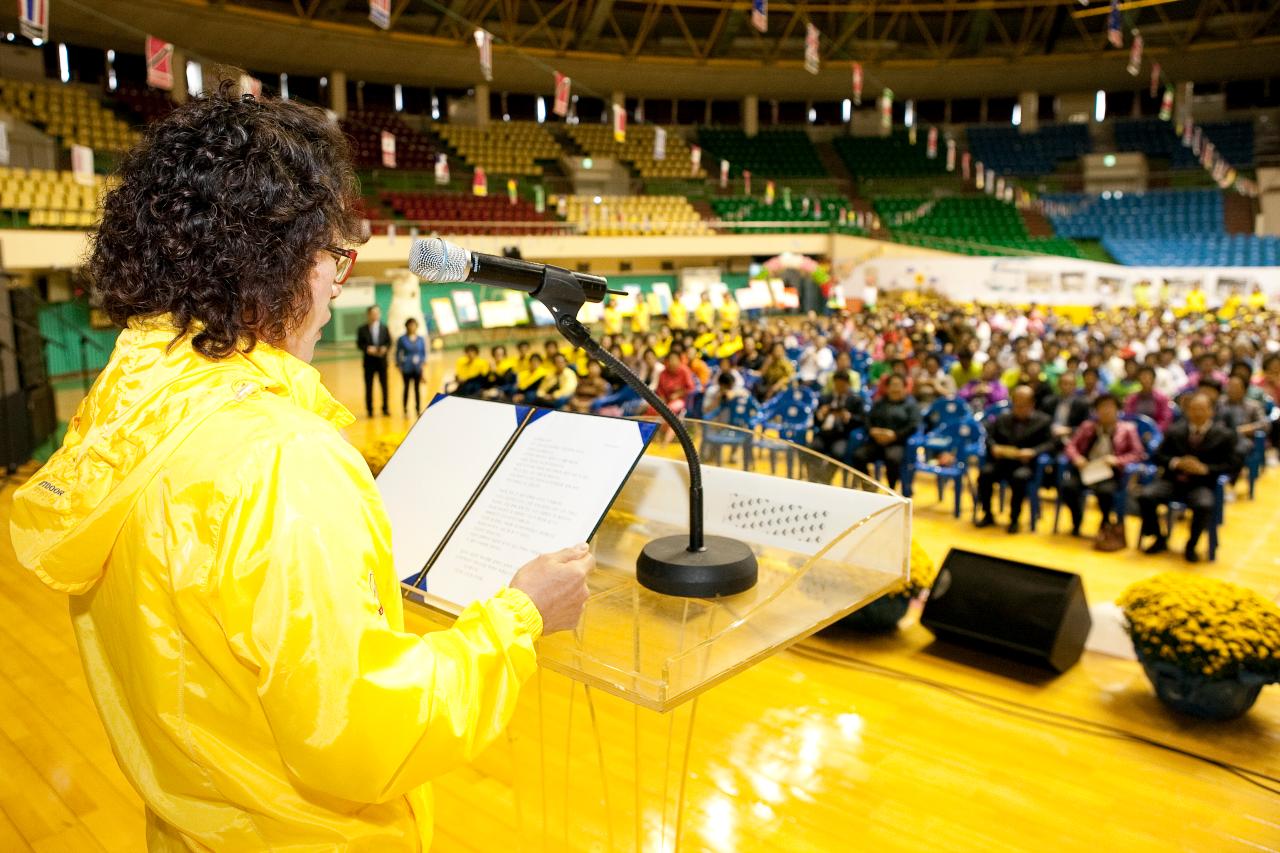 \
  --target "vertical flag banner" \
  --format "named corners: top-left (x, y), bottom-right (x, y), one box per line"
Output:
top-left (1159, 86), bottom-right (1174, 121)
top-left (751, 0), bottom-right (767, 33)
top-left (473, 167), bottom-right (488, 197)
top-left (369, 0), bottom-right (391, 29)
top-left (1192, 126), bottom-right (1204, 156)
top-left (556, 195), bottom-right (567, 216)
top-left (1107, 0), bottom-right (1123, 48)
top-left (945, 137), bottom-right (956, 171)
top-left (851, 62), bottom-right (863, 105)
top-left (804, 24), bottom-right (820, 75)
top-left (975, 161), bottom-right (985, 189)
top-left (534, 185), bottom-right (545, 214)
top-left (240, 74), bottom-right (262, 100)
top-left (765, 180), bottom-right (775, 205)
top-left (879, 88), bottom-right (893, 131)
top-left (1003, 186), bottom-right (1014, 203)
top-left (996, 177), bottom-right (1005, 197)
top-left (19, 0), bottom-right (48, 41)
top-left (839, 208), bottom-right (848, 227)
top-left (474, 29), bottom-right (493, 82)
top-left (612, 103), bottom-right (626, 143)
top-left (507, 178), bottom-right (517, 205)
top-left (985, 172), bottom-right (996, 195)
top-left (1127, 31), bottom-right (1143, 76)
top-left (1150, 62), bottom-right (1161, 99)
top-left (380, 131), bottom-right (396, 168)
top-left (961, 151), bottom-right (971, 180)
top-left (690, 144), bottom-right (701, 174)
top-left (719, 159), bottom-right (729, 189)
top-left (434, 153), bottom-right (449, 185)
top-left (145, 37), bottom-right (174, 91)
top-left (926, 126), bottom-right (938, 159)
top-left (387, 223), bottom-right (397, 245)
top-left (908, 124), bottom-right (917, 146)
top-left (553, 72), bottom-right (571, 117)
top-left (743, 170), bottom-right (751, 196)
top-left (782, 186), bottom-right (792, 210)
top-left (71, 145), bottom-right (94, 186)
top-left (0, 122), bottom-right (9, 166)
top-left (653, 127), bottom-right (667, 161)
